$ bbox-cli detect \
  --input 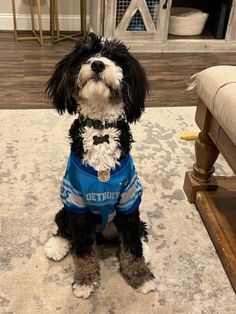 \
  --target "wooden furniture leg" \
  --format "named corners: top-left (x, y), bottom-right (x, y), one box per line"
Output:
top-left (184, 131), bottom-right (220, 203)
top-left (183, 69), bottom-right (236, 293)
